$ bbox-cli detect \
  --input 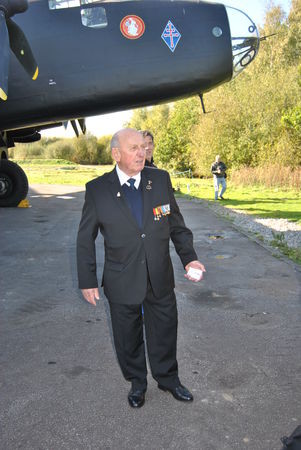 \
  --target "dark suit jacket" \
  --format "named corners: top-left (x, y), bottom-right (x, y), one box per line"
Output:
top-left (77, 167), bottom-right (197, 304)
